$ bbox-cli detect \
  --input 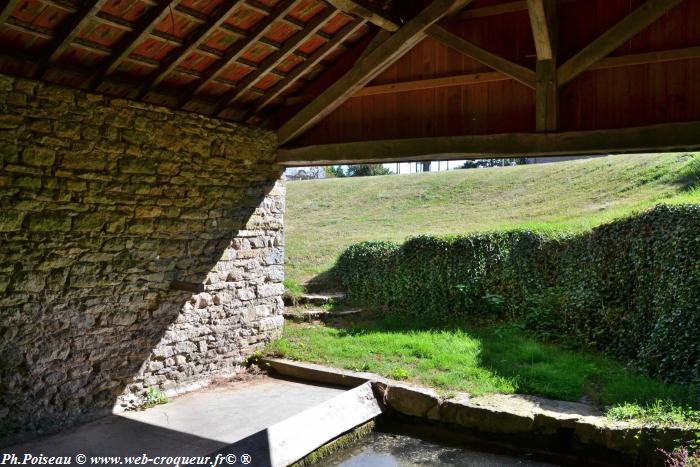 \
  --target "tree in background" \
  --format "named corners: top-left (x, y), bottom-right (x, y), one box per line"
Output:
top-left (325, 166), bottom-right (346, 178)
top-left (345, 164), bottom-right (393, 177)
top-left (458, 158), bottom-right (526, 169)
